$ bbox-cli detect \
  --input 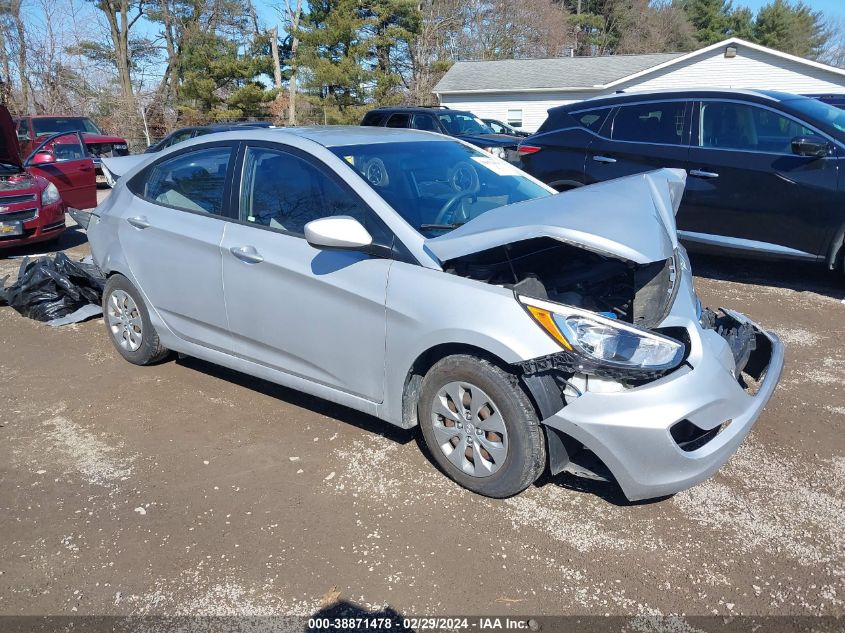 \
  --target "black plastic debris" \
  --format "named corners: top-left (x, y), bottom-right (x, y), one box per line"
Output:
top-left (0, 253), bottom-right (105, 323)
